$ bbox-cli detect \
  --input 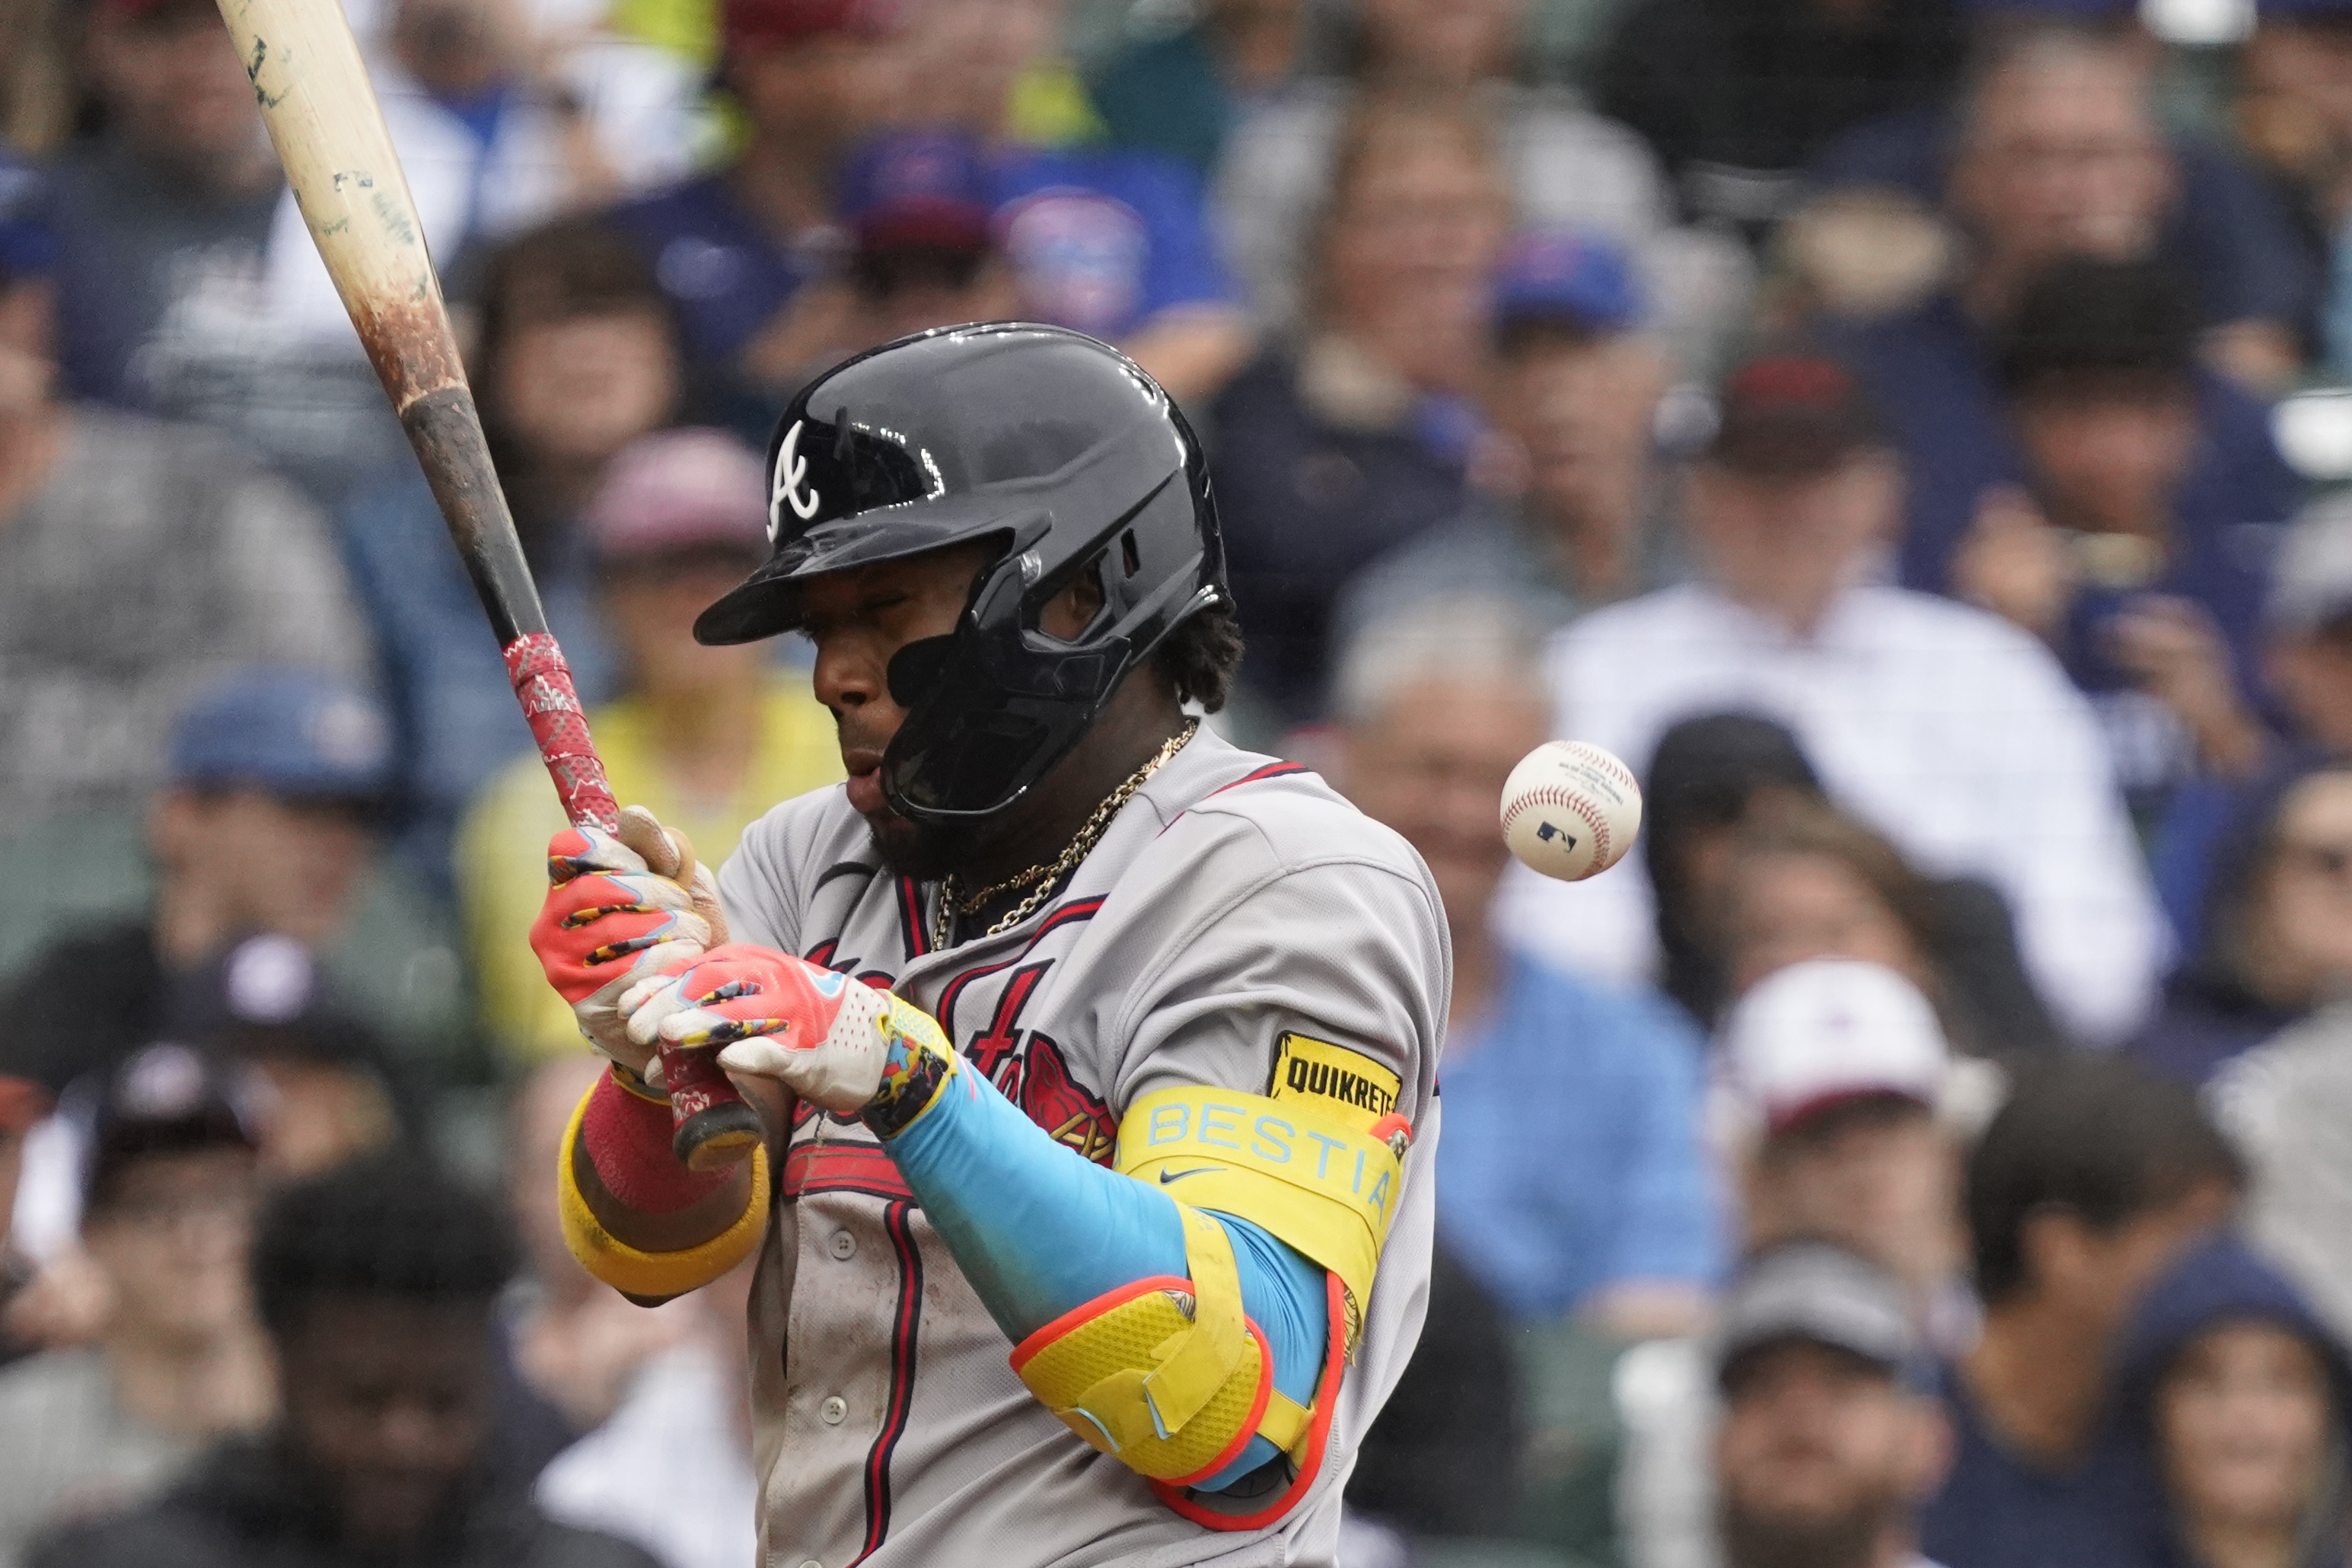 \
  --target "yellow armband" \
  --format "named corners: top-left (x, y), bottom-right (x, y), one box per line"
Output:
top-left (1113, 1079), bottom-right (1407, 1322)
top-left (557, 1086), bottom-right (770, 1300)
